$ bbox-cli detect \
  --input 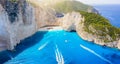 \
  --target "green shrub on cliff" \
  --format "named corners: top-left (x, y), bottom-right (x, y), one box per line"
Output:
top-left (80, 11), bottom-right (120, 42)
top-left (52, 0), bottom-right (120, 42)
